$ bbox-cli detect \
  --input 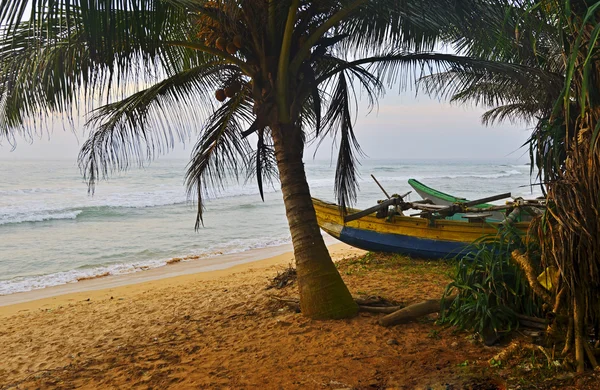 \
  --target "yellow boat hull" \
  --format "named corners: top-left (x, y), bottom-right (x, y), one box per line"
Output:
top-left (313, 198), bottom-right (528, 259)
